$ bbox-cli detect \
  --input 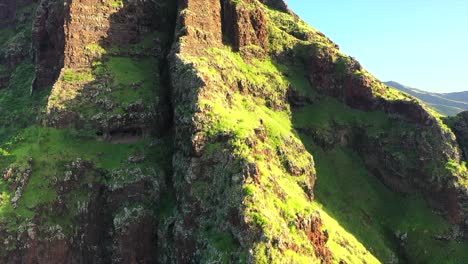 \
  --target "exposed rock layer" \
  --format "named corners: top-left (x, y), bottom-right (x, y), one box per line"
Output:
top-left (0, 0), bottom-right (468, 263)
top-left (32, 0), bottom-right (65, 90)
